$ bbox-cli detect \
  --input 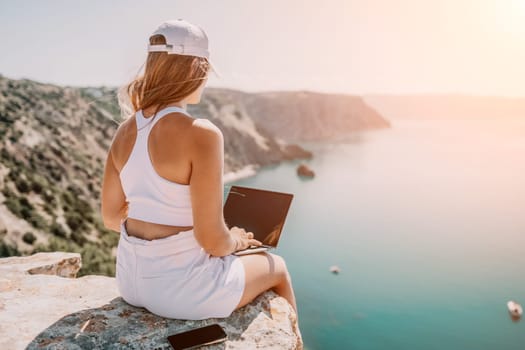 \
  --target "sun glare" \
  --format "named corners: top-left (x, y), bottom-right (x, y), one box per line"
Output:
top-left (502, 0), bottom-right (525, 35)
